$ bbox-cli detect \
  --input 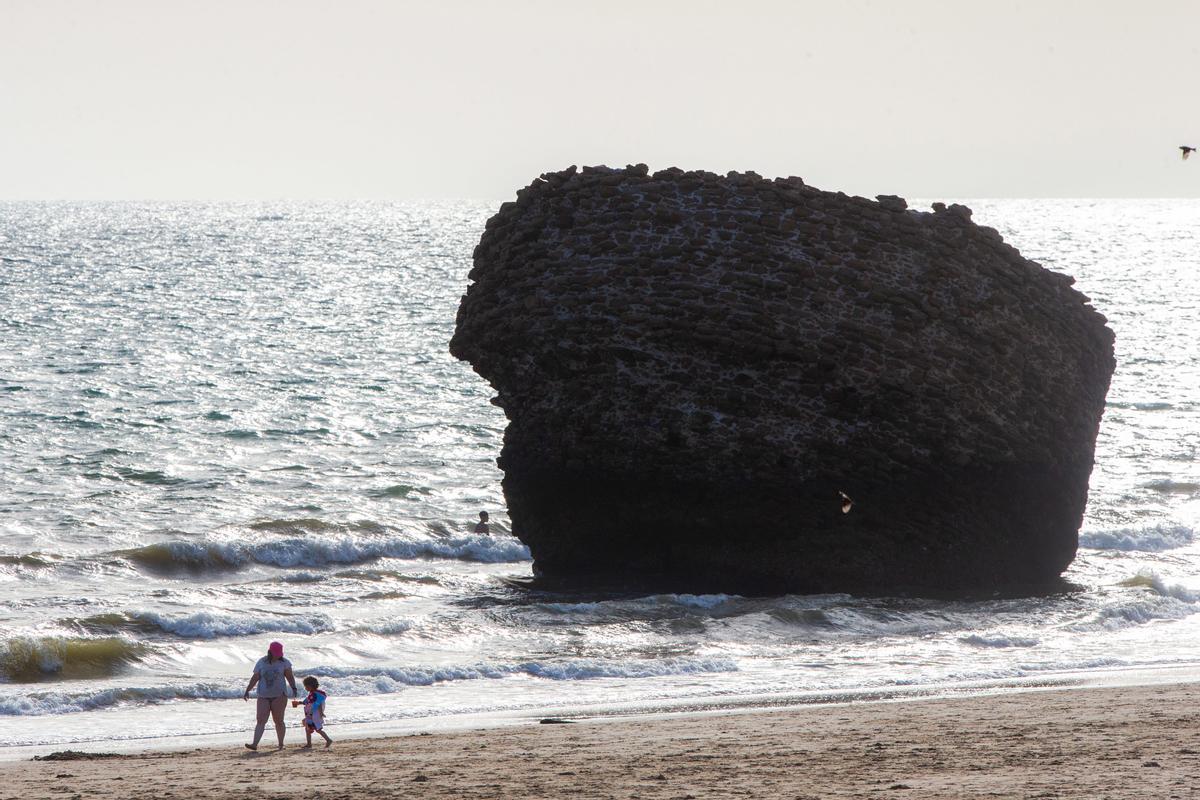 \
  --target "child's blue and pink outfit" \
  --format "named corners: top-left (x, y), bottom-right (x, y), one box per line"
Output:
top-left (301, 689), bottom-right (327, 732)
